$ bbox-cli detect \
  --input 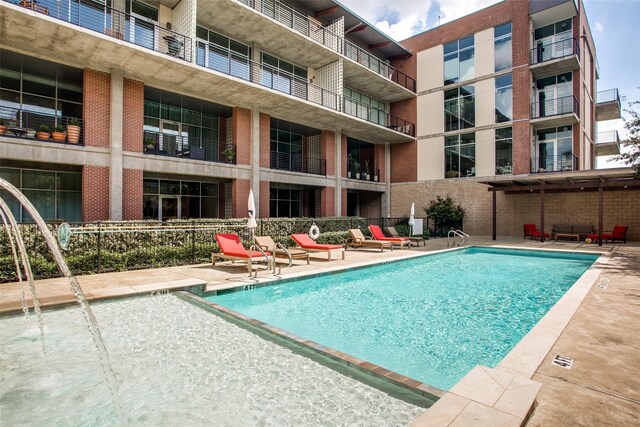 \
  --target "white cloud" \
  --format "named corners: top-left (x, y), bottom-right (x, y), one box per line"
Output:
top-left (594, 22), bottom-right (604, 33)
top-left (339, 0), bottom-right (502, 41)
